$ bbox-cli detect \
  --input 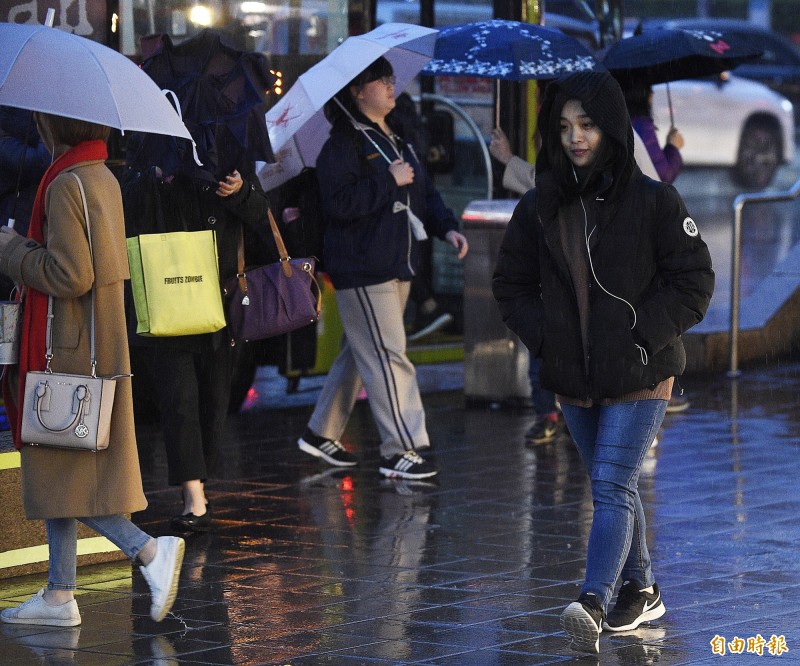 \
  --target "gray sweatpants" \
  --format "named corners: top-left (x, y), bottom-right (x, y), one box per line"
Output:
top-left (307, 279), bottom-right (430, 458)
